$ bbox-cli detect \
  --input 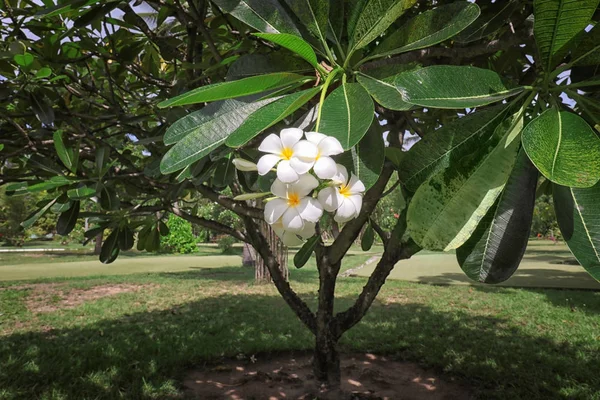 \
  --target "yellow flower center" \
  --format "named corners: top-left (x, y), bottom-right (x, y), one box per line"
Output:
top-left (281, 147), bottom-right (294, 160)
top-left (339, 185), bottom-right (351, 198)
top-left (287, 192), bottom-right (301, 207)
top-left (315, 149), bottom-right (321, 160)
